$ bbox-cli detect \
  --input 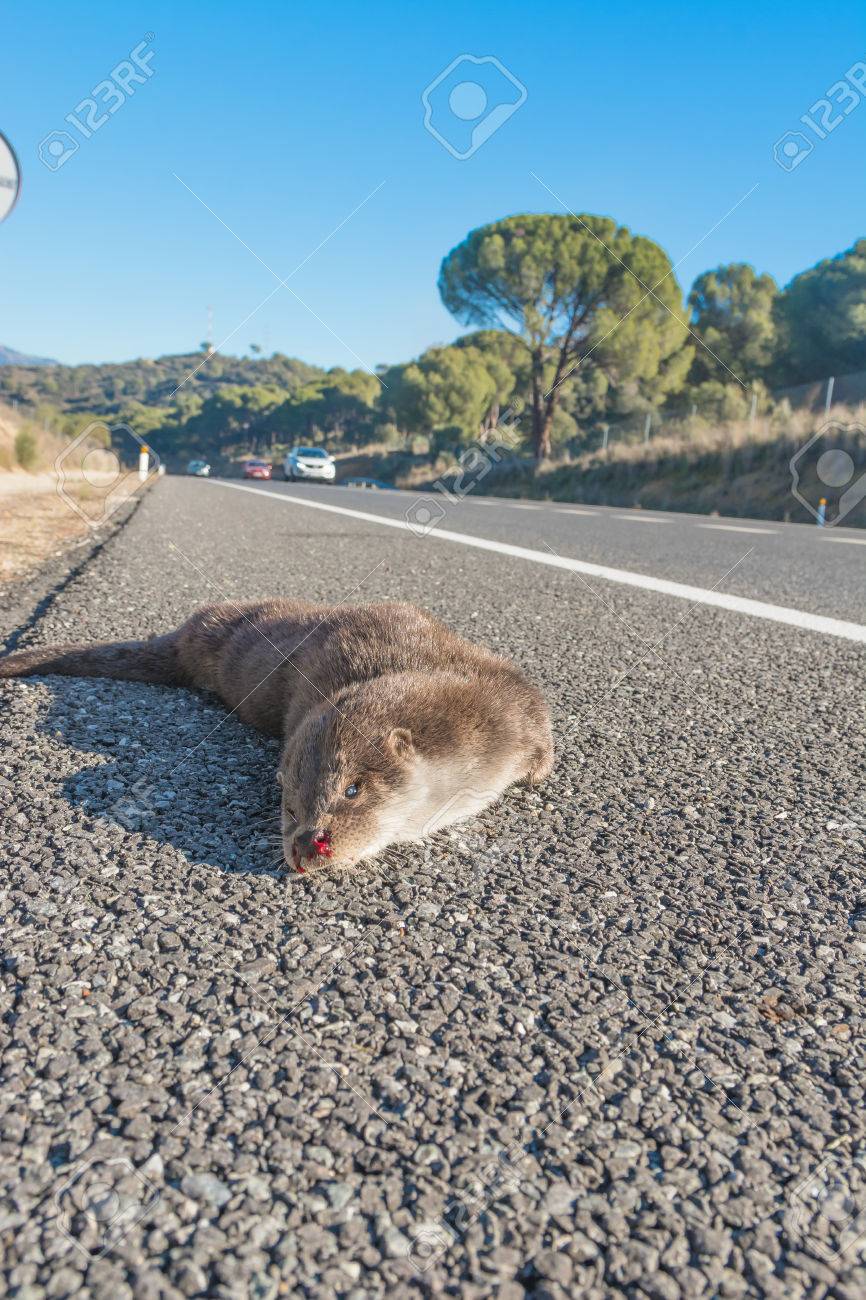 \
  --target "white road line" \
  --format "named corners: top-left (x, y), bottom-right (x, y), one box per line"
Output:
top-left (615, 515), bottom-right (670, 524)
top-left (820, 535), bottom-right (866, 545)
top-left (698, 523), bottom-right (777, 535)
top-left (206, 480), bottom-right (866, 643)
top-left (553, 506), bottom-right (596, 516)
